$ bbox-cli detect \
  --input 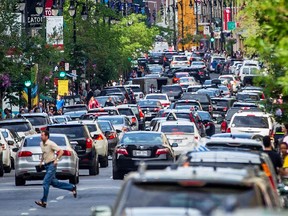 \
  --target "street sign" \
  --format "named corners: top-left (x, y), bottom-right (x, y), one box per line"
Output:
top-left (203, 26), bottom-right (210, 35)
top-left (227, 21), bottom-right (236, 30)
top-left (214, 27), bottom-right (221, 32)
